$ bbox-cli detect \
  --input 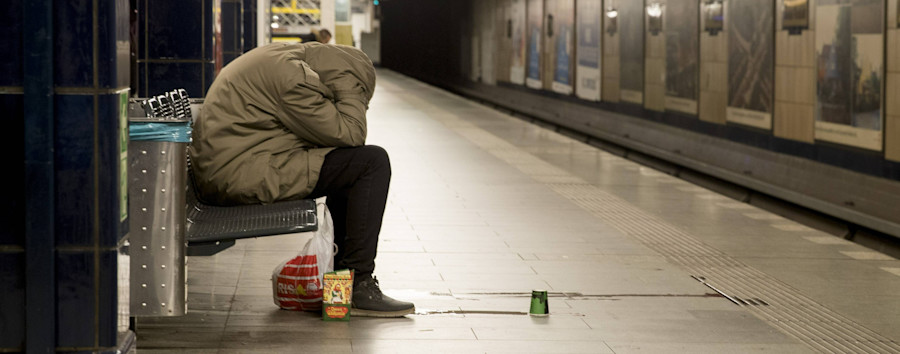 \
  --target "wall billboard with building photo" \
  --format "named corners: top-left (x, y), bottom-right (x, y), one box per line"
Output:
top-left (783, 0), bottom-right (810, 30)
top-left (814, 0), bottom-right (884, 151)
top-left (704, 0), bottom-right (724, 34)
top-left (619, 0), bottom-right (644, 104)
top-left (727, 0), bottom-right (775, 129)
top-left (526, 0), bottom-right (544, 89)
top-left (576, 0), bottom-right (602, 101)
top-left (551, 0), bottom-right (575, 95)
top-left (665, 0), bottom-right (699, 115)
top-left (510, 0), bottom-right (528, 85)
